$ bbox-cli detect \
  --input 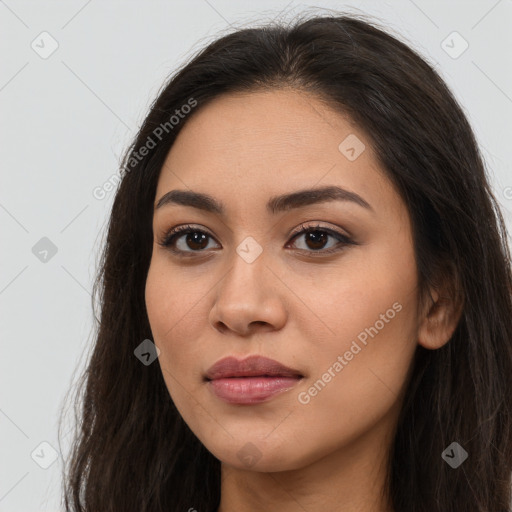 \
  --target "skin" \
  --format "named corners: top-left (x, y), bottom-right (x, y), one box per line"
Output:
top-left (145, 88), bottom-right (460, 512)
